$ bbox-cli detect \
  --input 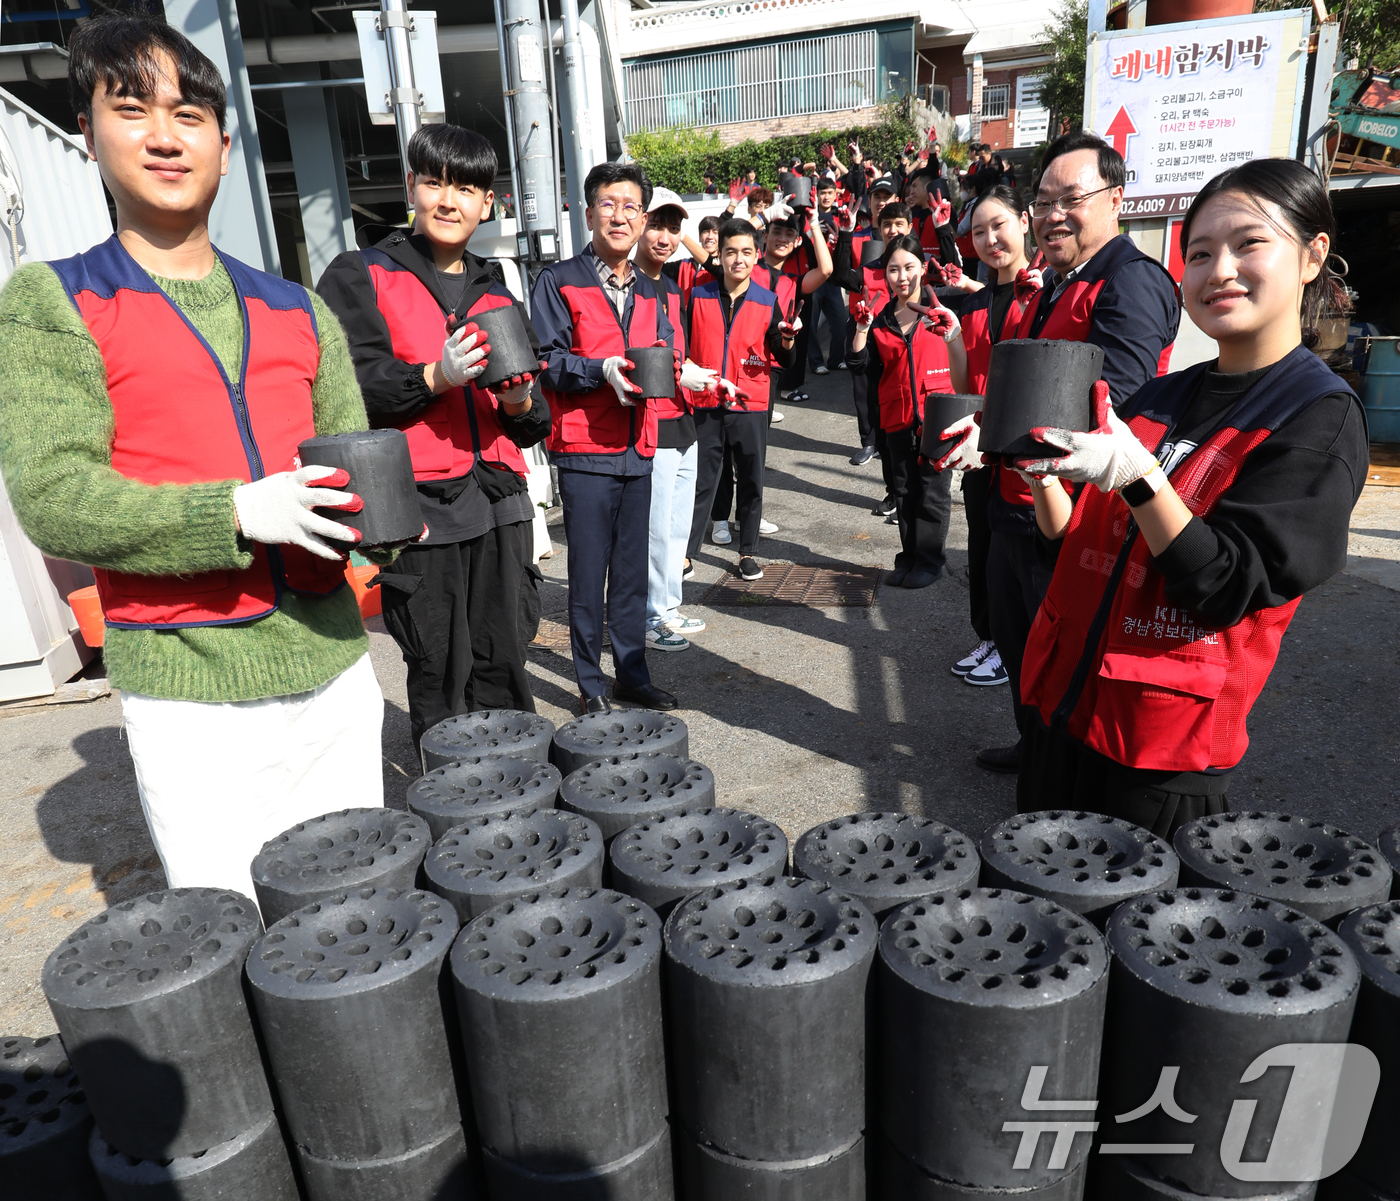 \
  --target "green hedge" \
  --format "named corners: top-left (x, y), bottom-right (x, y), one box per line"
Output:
top-left (625, 98), bottom-right (921, 194)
